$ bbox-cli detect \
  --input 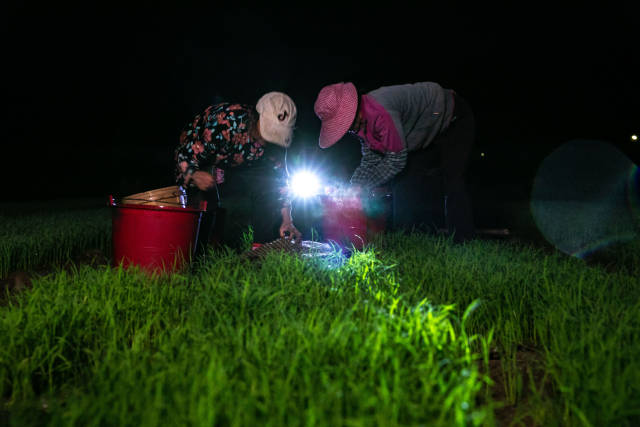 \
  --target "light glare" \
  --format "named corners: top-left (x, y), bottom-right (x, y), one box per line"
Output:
top-left (291, 171), bottom-right (320, 198)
